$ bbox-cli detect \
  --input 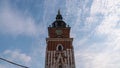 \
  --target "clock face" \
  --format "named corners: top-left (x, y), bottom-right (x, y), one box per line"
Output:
top-left (55, 30), bottom-right (63, 35)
